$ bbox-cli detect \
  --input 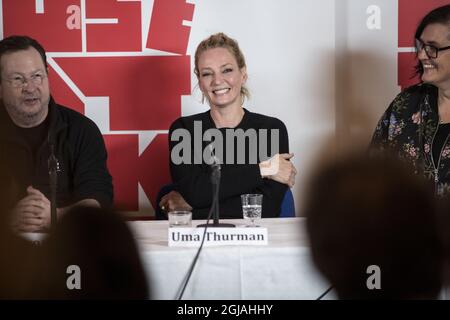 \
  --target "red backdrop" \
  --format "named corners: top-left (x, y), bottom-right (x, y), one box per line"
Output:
top-left (397, 0), bottom-right (449, 89)
top-left (2, 0), bottom-right (194, 217)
